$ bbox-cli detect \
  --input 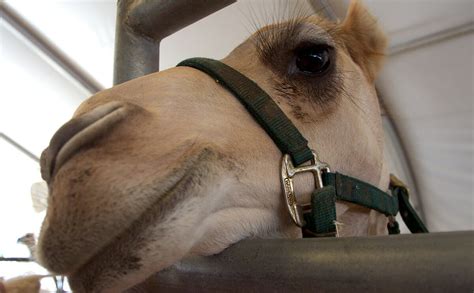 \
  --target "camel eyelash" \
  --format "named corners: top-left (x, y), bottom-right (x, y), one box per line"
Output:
top-left (253, 18), bottom-right (306, 64)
